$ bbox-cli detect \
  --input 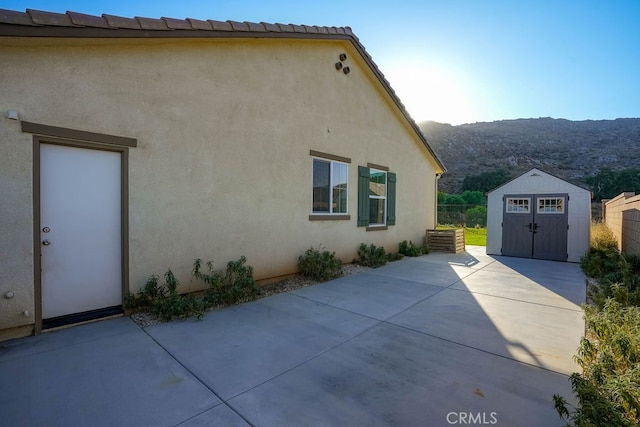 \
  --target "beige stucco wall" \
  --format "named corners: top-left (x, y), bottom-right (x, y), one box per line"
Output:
top-left (0, 118), bottom-right (34, 339)
top-left (603, 192), bottom-right (640, 255)
top-left (0, 36), bottom-right (440, 335)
